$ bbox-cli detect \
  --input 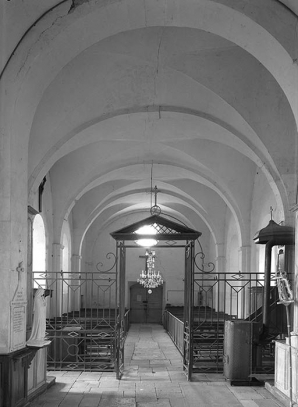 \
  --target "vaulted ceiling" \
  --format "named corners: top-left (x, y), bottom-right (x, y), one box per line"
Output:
top-left (2, 0), bottom-right (297, 251)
